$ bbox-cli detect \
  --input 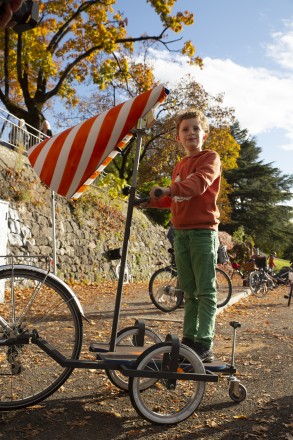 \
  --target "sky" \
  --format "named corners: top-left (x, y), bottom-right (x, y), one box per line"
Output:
top-left (111, 0), bottom-right (293, 178)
